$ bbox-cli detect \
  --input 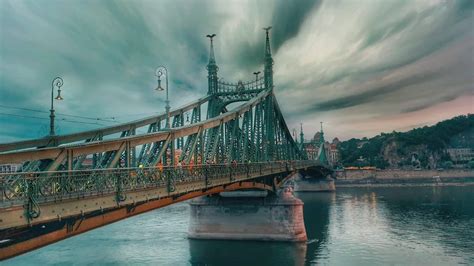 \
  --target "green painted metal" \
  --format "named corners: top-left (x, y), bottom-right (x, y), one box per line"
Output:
top-left (2, 28), bottom-right (320, 181)
top-left (25, 178), bottom-right (41, 223)
top-left (298, 124), bottom-right (310, 160)
top-left (137, 121), bottom-right (160, 165)
top-left (1, 161), bottom-right (319, 208)
top-left (172, 113), bottom-right (184, 149)
top-left (263, 27), bottom-right (274, 92)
